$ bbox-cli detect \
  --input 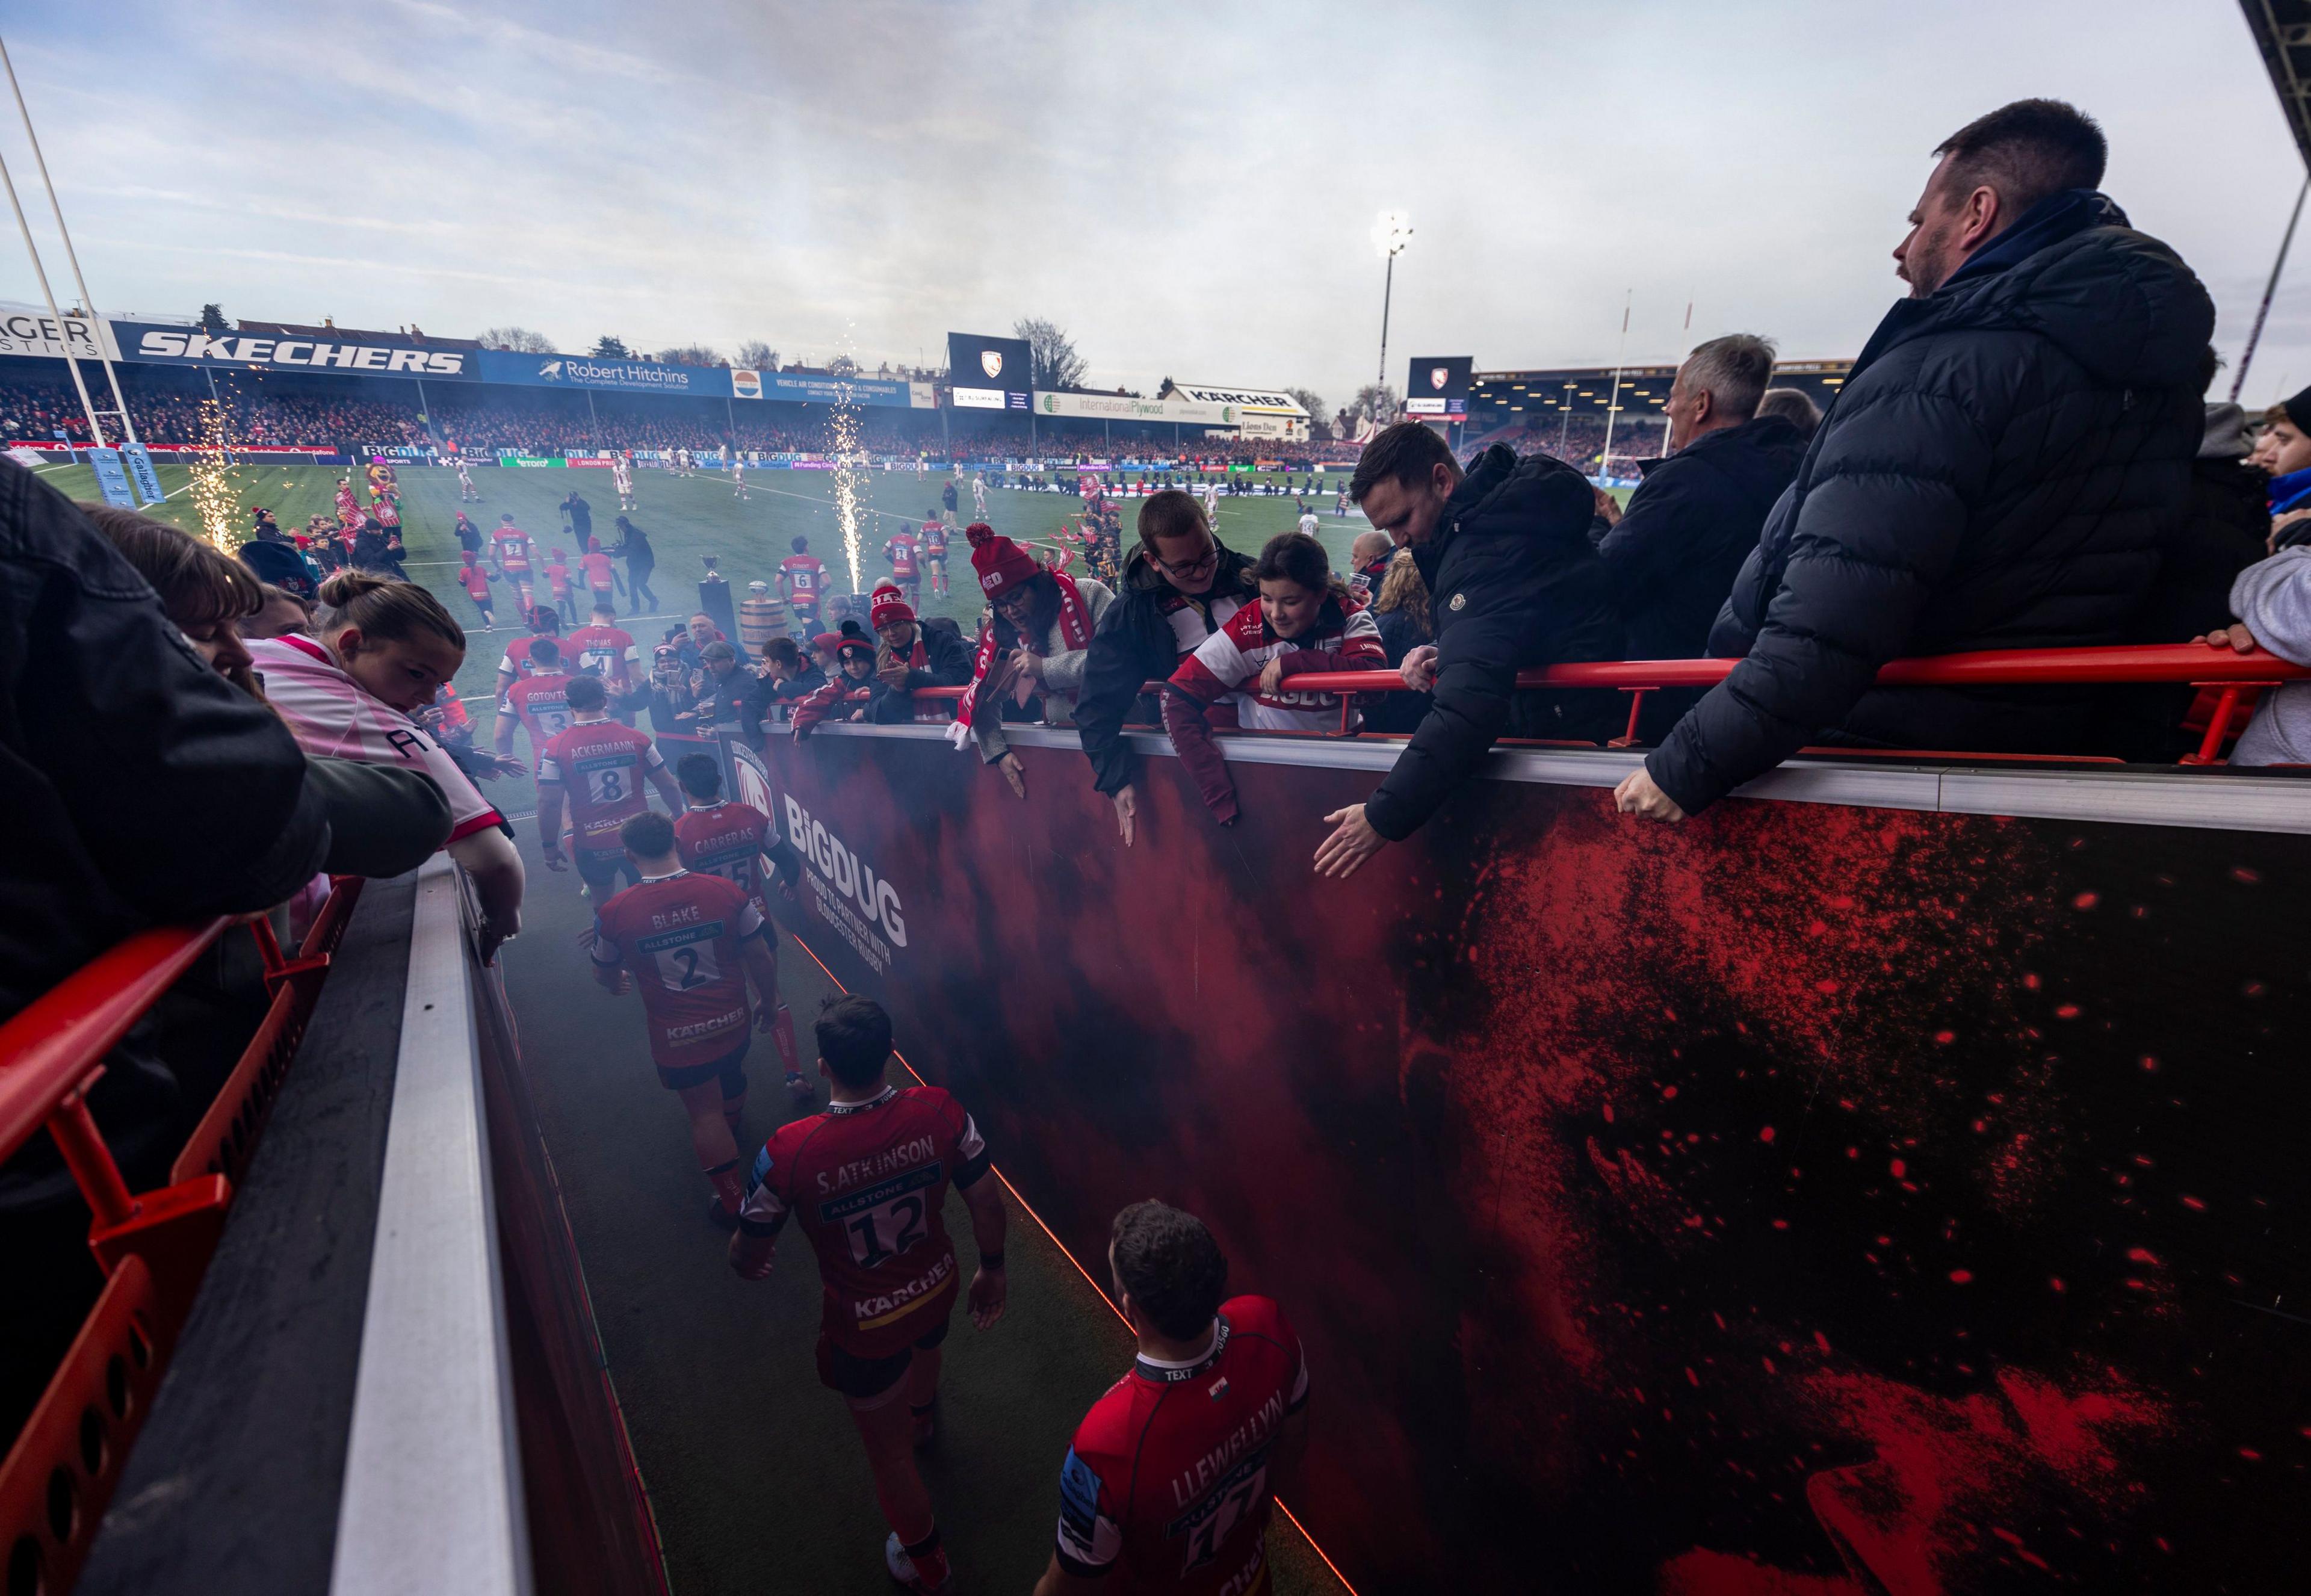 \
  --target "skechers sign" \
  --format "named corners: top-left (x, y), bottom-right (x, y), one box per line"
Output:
top-left (113, 321), bottom-right (475, 379)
